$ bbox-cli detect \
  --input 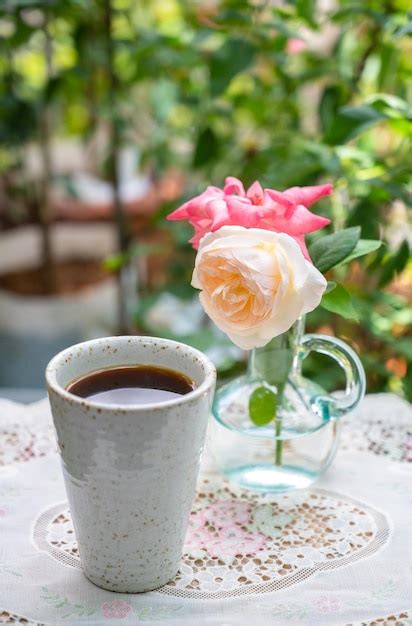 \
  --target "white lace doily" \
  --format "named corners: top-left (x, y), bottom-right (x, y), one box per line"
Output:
top-left (32, 485), bottom-right (389, 600)
top-left (340, 393), bottom-right (412, 463)
top-left (33, 479), bottom-right (389, 599)
top-left (0, 394), bottom-right (411, 626)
